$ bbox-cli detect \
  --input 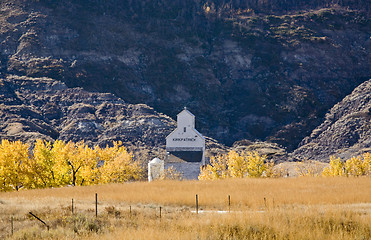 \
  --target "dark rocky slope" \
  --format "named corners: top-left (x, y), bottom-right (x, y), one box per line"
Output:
top-left (293, 79), bottom-right (371, 161)
top-left (0, 75), bottom-right (229, 162)
top-left (0, 1), bottom-right (370, 160)
top-left (0, 75), bottom-right (175, 148)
